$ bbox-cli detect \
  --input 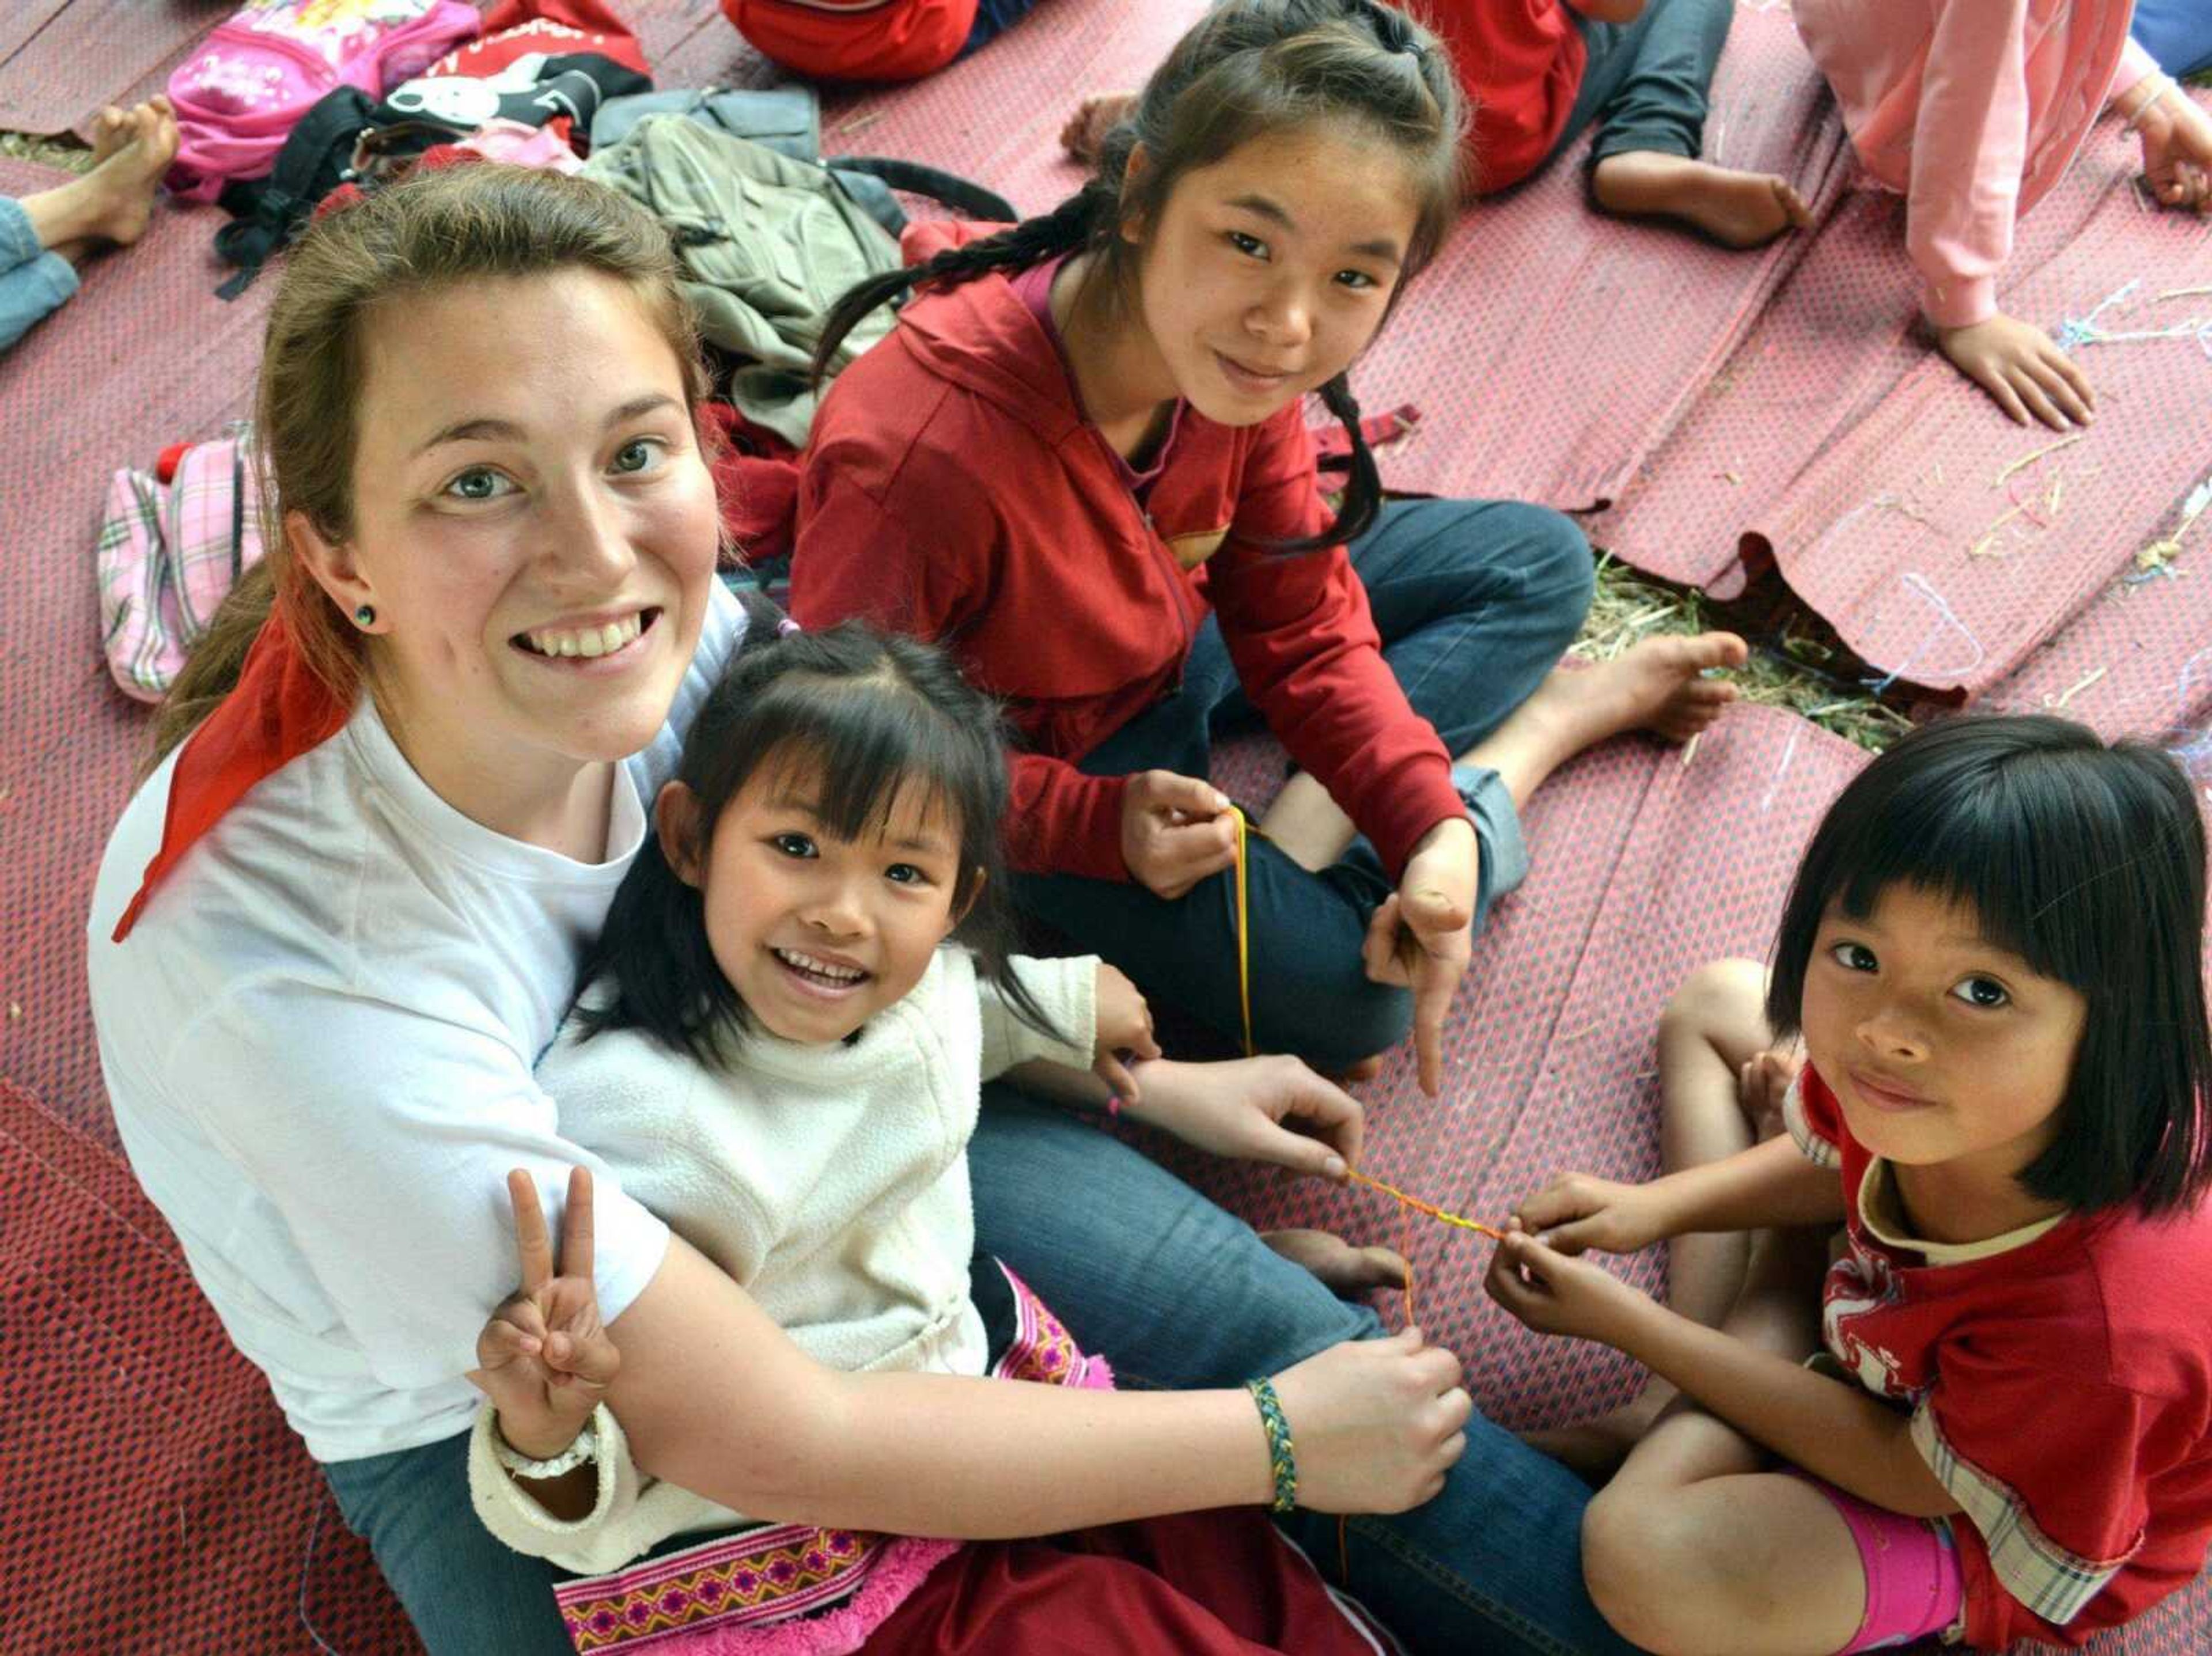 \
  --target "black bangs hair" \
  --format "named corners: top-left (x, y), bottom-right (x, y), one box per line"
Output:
top-left (1766, 714), bottom-right (2212, 1217)
top-left (574, 610), bottom-right (1059, 1069)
